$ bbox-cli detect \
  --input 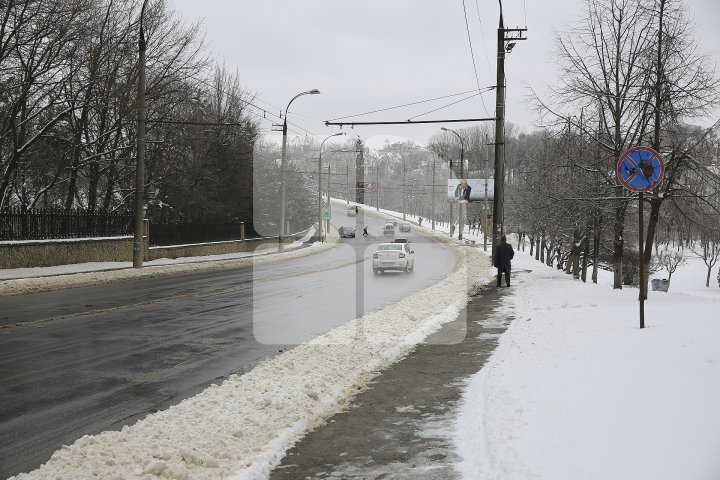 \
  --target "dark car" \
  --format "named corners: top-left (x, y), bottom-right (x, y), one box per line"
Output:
top-left (393, 237), bottom-right (410, 244)
top-left (339, 226), bottom-right (356, 238)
